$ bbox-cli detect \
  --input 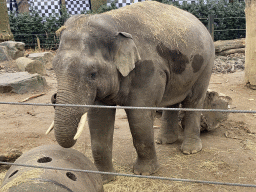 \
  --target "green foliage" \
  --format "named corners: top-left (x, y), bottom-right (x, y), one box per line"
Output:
top-left (8, 2), bottom-right (117, 49)
top-left (85, 2), bottom-right (118, 14)
top-left (96, 2), bottom-right (118, 13)
top-left (9, 6), bottom-right (70, 49)
top-left (9, 0), bottom-right (245, 48)
top-left (161, 0), bottom-right (245, 40)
